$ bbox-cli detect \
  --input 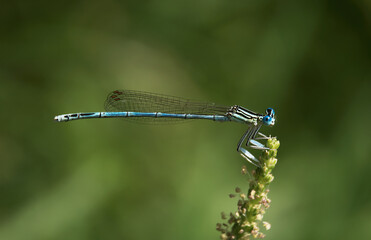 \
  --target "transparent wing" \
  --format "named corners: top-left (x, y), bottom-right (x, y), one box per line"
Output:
top-left (104, 90), bottom-right (230, 123)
